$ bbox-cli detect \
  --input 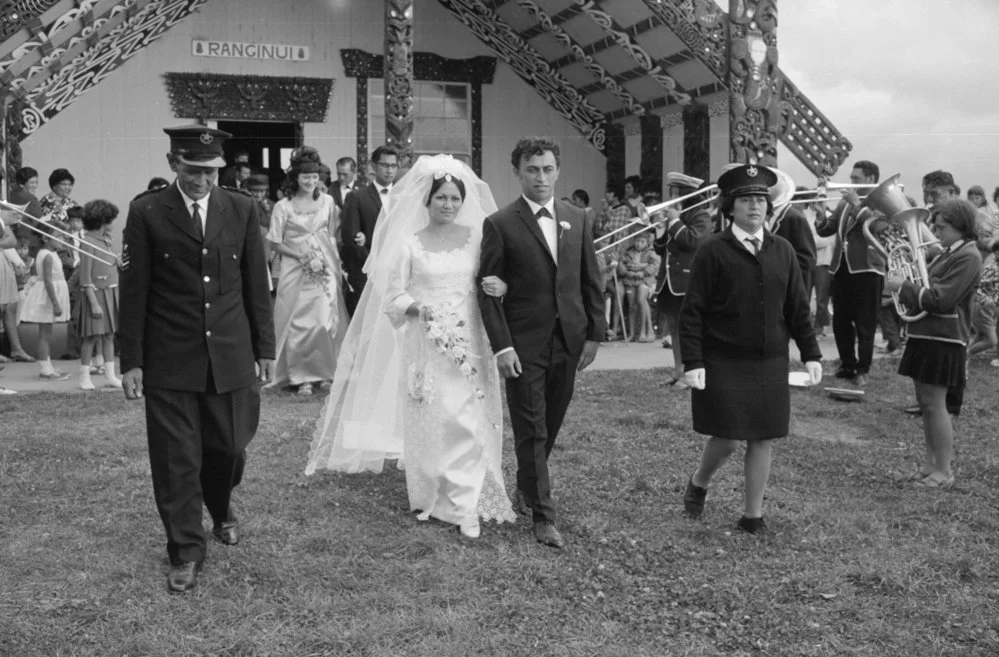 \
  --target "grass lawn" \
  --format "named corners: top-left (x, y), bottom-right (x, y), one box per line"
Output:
top-left (2, 358), bottom-right (998, 656)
